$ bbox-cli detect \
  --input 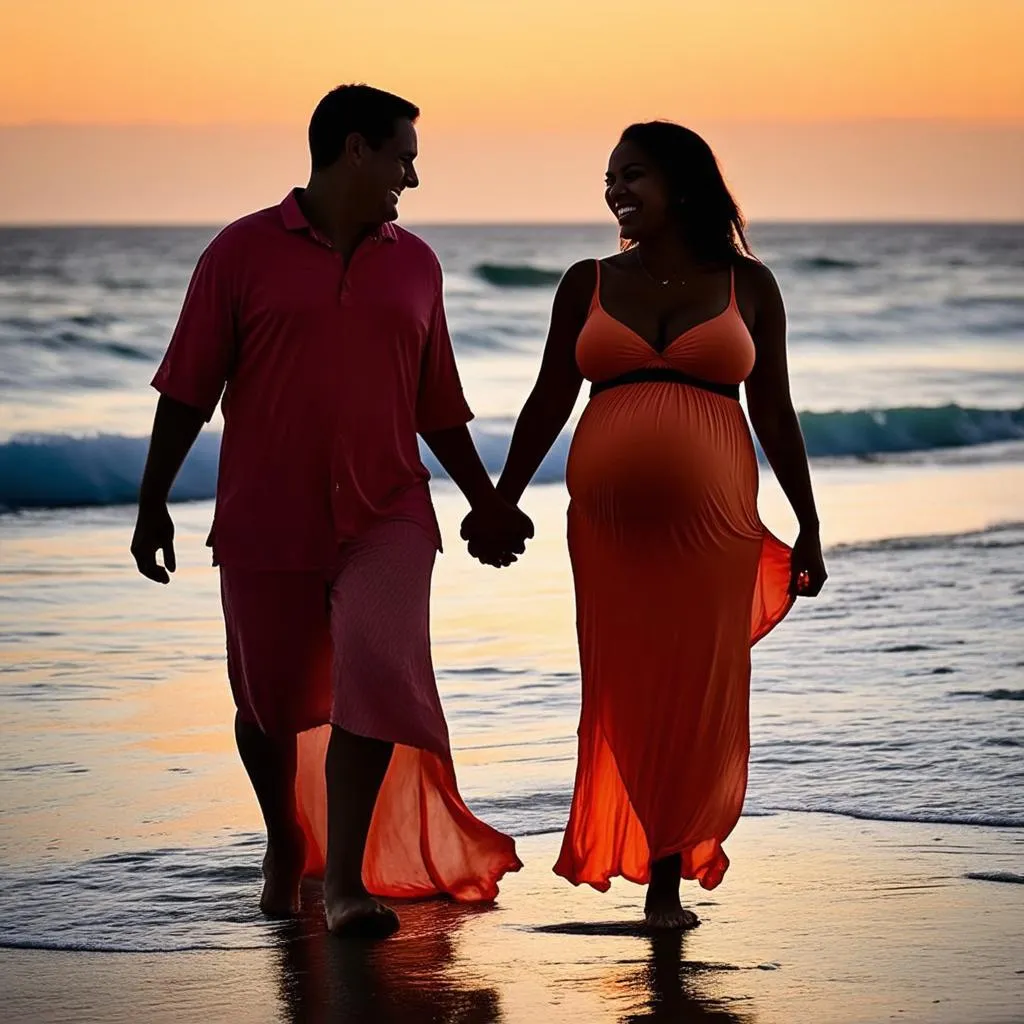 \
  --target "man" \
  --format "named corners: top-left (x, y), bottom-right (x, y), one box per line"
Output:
top-left (131, 84), bottom-right (531, 939)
